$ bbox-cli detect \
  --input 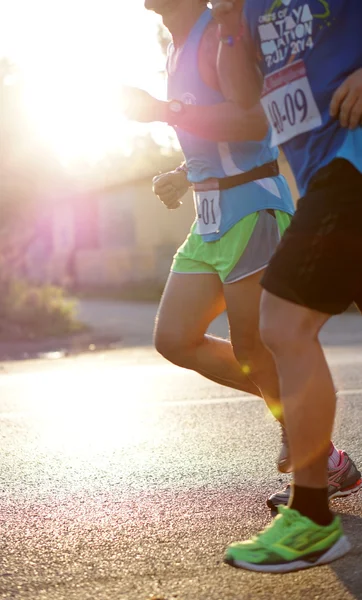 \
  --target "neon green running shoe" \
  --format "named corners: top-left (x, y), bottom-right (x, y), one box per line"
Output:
top-left (224, 506), bottom-right (351, 573)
